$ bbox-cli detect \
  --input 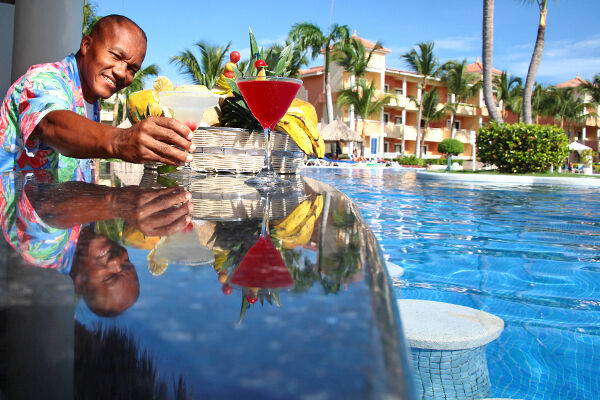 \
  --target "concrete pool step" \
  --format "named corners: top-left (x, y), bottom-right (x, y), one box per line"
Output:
top-left (397, 299), bottom-right (505, 399)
